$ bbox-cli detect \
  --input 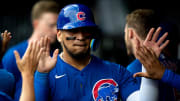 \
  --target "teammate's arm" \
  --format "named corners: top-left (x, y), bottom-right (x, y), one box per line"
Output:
top-left (134, 45), bottom-right (180, 90)
top-left (14, 41), bottom-right (43, 101)
top-left (34, 36), bottom-right (59, 101)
